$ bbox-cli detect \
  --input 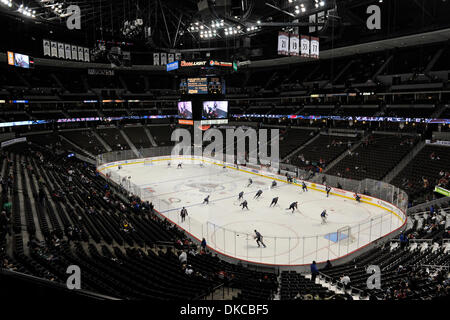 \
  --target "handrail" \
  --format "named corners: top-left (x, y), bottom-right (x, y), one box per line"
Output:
top-left (318, 271), bottom-right (364, 295)
top-left (194, 283), bottom-right (226, 300)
